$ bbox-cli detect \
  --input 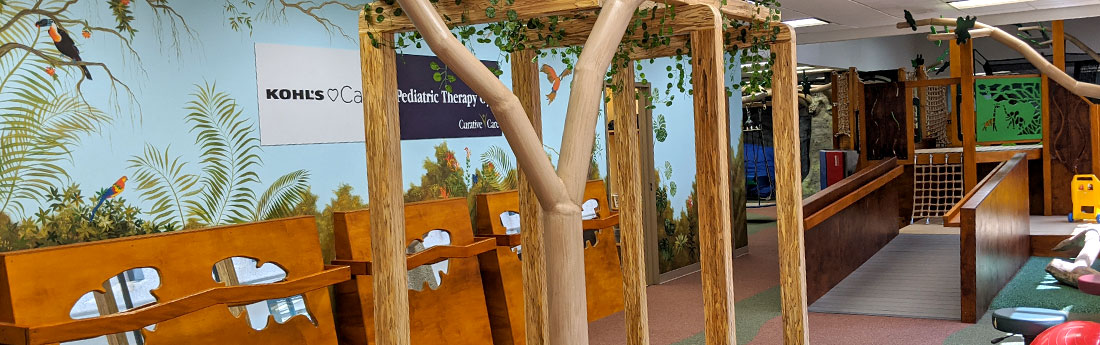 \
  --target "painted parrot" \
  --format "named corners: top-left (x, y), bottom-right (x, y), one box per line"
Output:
top-left (90, 176), bottom-right (127, 221)
top-left (34, 19), bottom-right (92, 80)
top-left (540, 64), bottom-right (572, 104)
